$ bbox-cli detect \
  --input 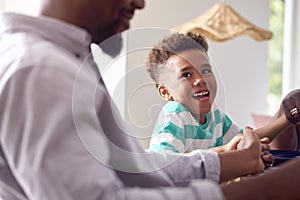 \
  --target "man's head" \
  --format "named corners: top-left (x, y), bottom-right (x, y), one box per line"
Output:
top-left (38, 0), bottom-right (145, 44)
top-left (146, 32), bottom-right (217, 123)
